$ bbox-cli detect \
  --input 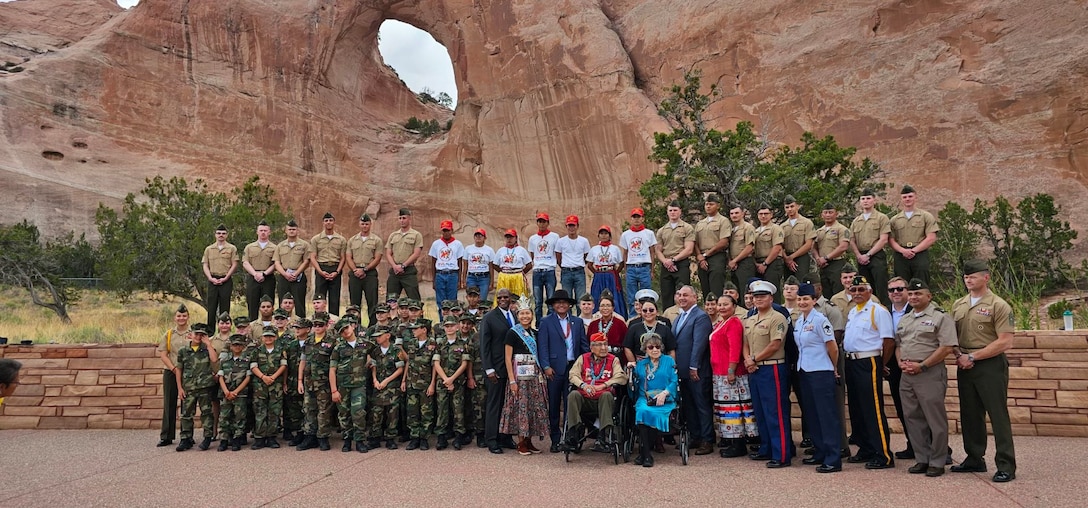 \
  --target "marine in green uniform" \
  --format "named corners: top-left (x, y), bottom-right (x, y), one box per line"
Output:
top-left (888, 185), bottom-right (939, 285)
top-left (297, 313), bottom-right (336, 451)
top-left (280, 318), bottom-right (310, 444)
top-left (693, 194), bottom-right (731, 302)
top-left (368, 326), bottom-right (405, 449)
top-left (433, 316), bottom-right (472, 450)
top-left (202, 224), bottom-right (238, 328)
top-left (175, 323), bottom-right (218, 452)
top-left (813, 203), bottom-right (852, 300)
top-left (250, 326), bottom-right (287, 450)
top-left (216, 334), bottom-right (252, 451)
top-left (330, 319), bottom-right (372, 453)
top-left (850, 189), bottom-right (892, 307)
top-left (753, 204), bottom-right (786, 303)
top-left (273, 220), bottom-right (312, 317)
top-left (401, 320), bottom-right (437, 450)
